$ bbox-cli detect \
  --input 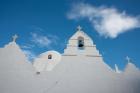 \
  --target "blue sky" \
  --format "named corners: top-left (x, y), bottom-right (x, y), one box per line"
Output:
top-left (0, 0), bottom-right (140, 70)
